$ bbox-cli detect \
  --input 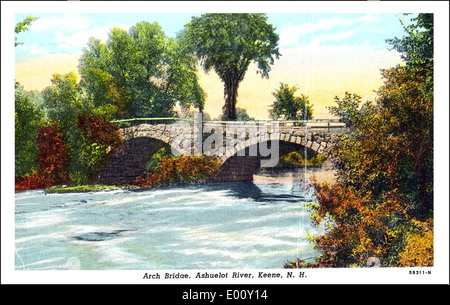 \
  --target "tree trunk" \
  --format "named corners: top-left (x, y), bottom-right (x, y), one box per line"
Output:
top-left (223, 78), bottom-right (239, 121)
